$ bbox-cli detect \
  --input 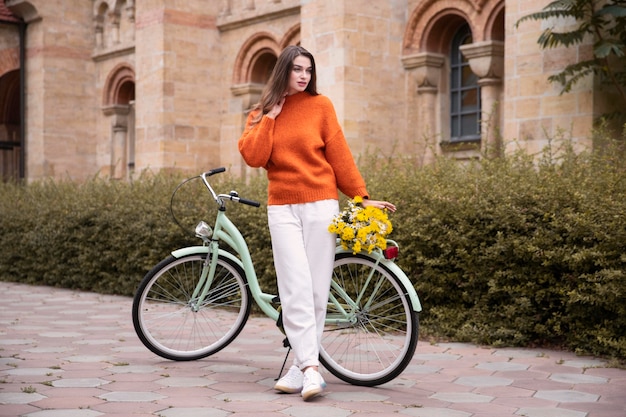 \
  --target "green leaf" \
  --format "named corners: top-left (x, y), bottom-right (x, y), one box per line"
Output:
top-left (596, 4), bottom-right (626, 18)
top-left (595, 40), bottom-right (626, 58)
